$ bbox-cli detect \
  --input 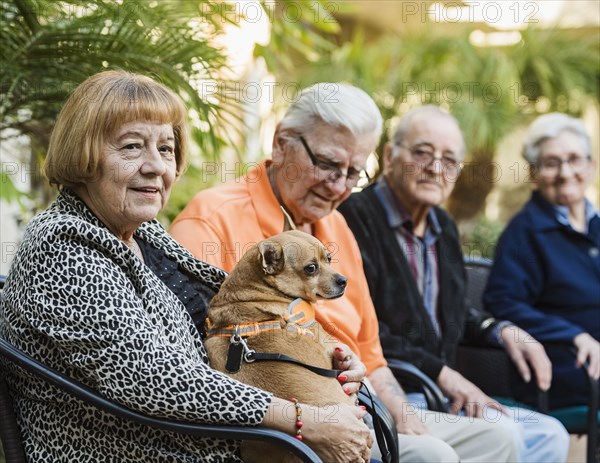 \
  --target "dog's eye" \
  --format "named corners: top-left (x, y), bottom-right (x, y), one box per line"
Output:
top-left (304, 263), bottom-right (318, 275)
